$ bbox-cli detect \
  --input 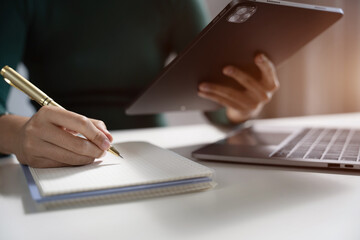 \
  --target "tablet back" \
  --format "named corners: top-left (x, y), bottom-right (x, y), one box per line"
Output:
top-left (126, 0), bottom-right (343, 115)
